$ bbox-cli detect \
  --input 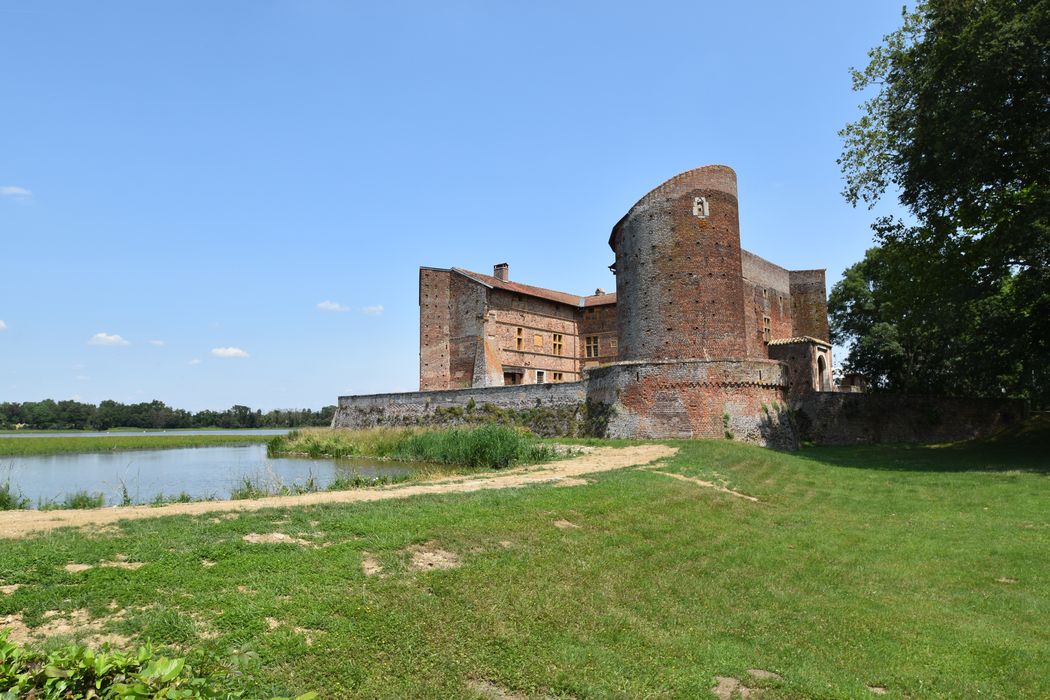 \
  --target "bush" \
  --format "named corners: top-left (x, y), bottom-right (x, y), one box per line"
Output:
top-left (38, 490), bottom-right (106, 511)
top-left (269, 425), bottom-right (557, 469)
top-left (0, 631), bottom-right (321, 699)
top-left (0, 480), bottom-right (28, 511)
